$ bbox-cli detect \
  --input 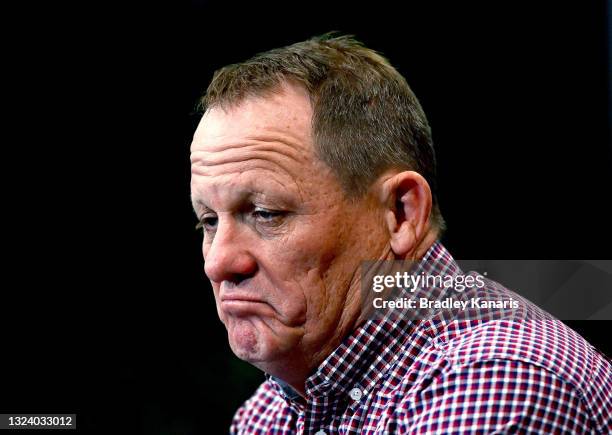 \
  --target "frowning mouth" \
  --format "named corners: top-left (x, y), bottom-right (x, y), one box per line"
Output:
top-left (220, 294), bottom-right (272, 317)
top-left (221, 295), bottom-right (266, 304)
